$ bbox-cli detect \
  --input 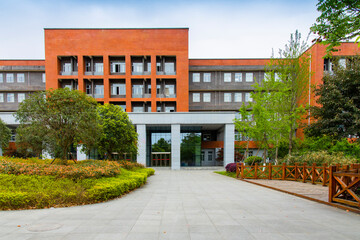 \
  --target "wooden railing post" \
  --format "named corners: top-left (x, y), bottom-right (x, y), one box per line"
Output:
top-left (254, 163), bottom-right (258, 179)
top-left (329, 165), bottom-right (336, 203)
top-left (236, 163), bottom-right (240, 178)
top-left (295, 163), bottom-right (298, 181)
top-left (268, 163), bottom-right (272, 180)
top-left (241, 162), bottom-right (244, 179)
top-left (282, 162), bottom-right (286, 180)
top-left (303, 163), bottom-right (307, 183)
top-left (322, 163), bottom-right (327, 186)
top-left (312, 163), bottom-right (316, 184)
